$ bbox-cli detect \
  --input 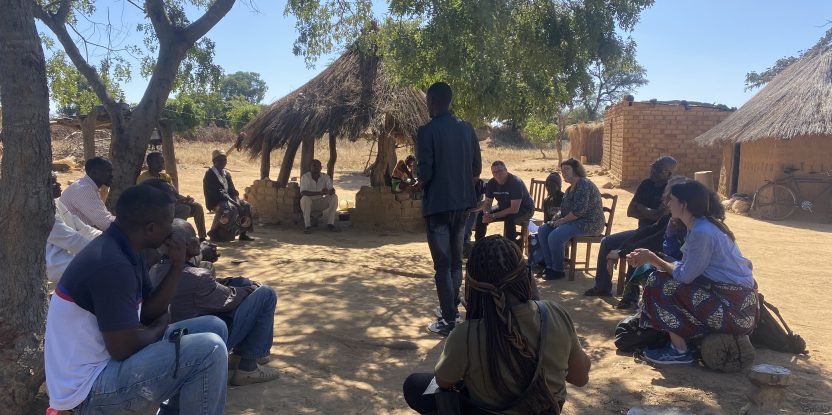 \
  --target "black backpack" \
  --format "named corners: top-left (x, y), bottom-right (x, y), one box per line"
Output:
top-left (614, 314), bottom-right (669, 353)
top-left (749, 293), bottom-right (807, 354)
